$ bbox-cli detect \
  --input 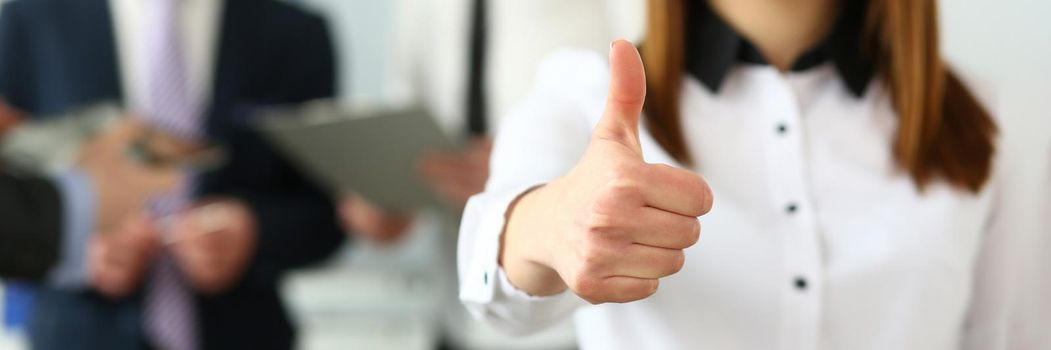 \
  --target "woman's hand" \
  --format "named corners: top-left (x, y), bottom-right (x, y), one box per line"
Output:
top-left (499, 40), bottom-right (714, 304)
top-left (339, 194), bottom-right (415, 245)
